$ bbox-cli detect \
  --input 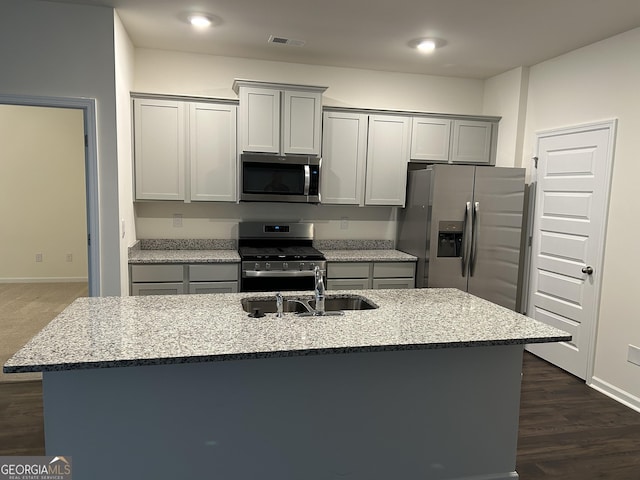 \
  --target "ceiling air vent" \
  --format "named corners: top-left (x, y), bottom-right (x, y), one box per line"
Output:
top-left (268, 35), bottom-right (306, 47)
